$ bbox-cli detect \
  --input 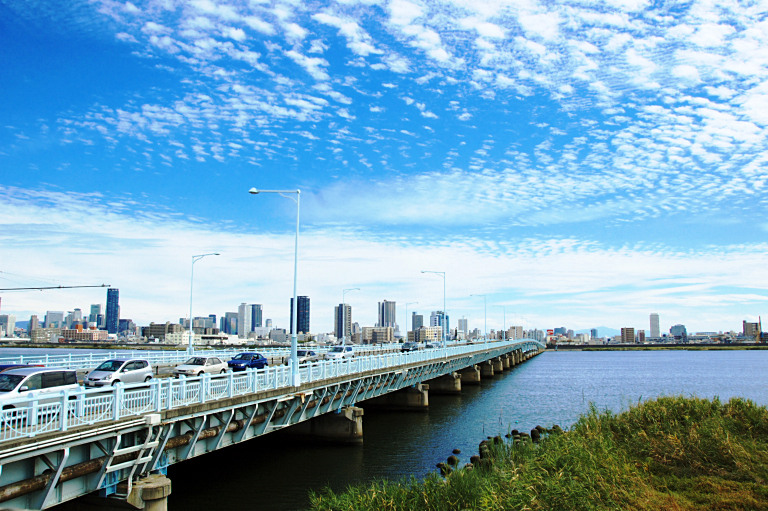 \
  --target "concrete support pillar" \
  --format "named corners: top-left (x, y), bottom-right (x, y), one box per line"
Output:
top-left (515, 351), bottom-right (521, 364)
top-left (492, 357), bottom-right (504, 373)
top-left (502, 355), bottom-right (511, 369)
top-left (126, 475), bottom-right (172, 511)
top-left (365, 384), bottom-right (429, 411)
top-left (480, 360), bottom-right (494, 378)
top-left (429, 372), bottom-right (461, 395)
top-left (290, 405), bottom-right (364, 444)
top-left (460, 365), bottom-right (481, 385)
